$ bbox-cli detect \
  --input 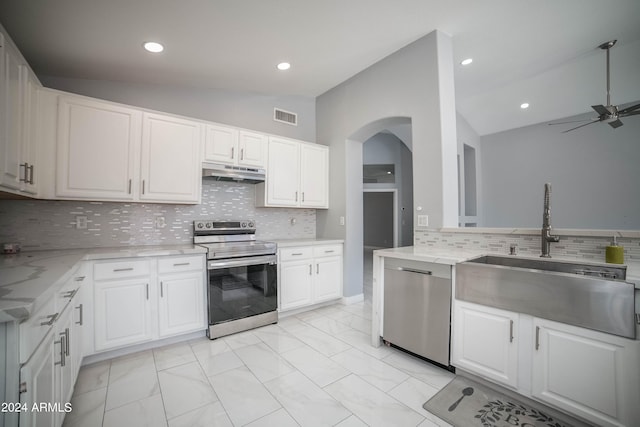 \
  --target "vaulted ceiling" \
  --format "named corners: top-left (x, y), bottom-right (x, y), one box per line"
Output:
top-left (1, 0), bottom-right (639, 135)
